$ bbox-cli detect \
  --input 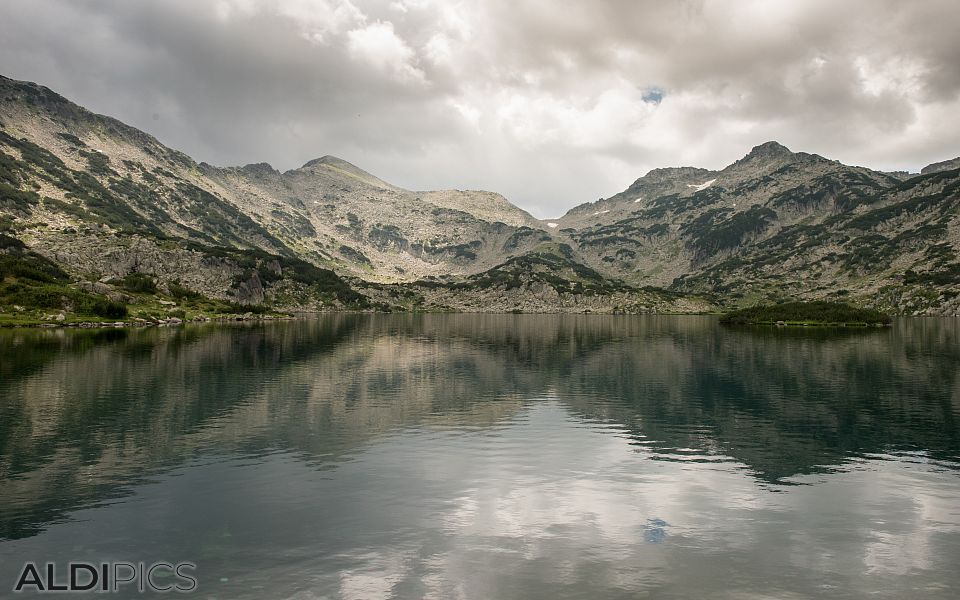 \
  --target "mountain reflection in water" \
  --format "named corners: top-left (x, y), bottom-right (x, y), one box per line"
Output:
top-left (1, 315), bottom-right (958, 599)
